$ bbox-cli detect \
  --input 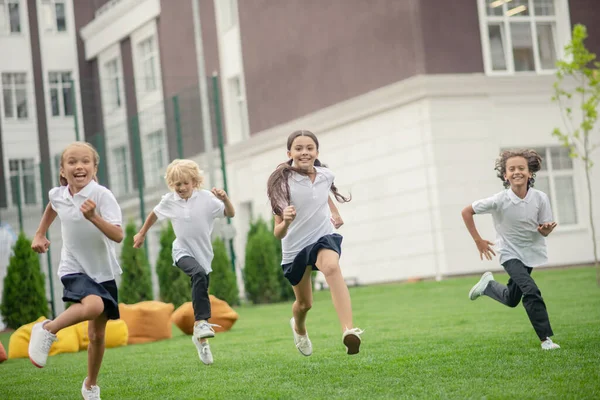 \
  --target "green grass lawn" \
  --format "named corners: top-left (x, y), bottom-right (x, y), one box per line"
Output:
top-left (1, 266), bottom-right (599, 399)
